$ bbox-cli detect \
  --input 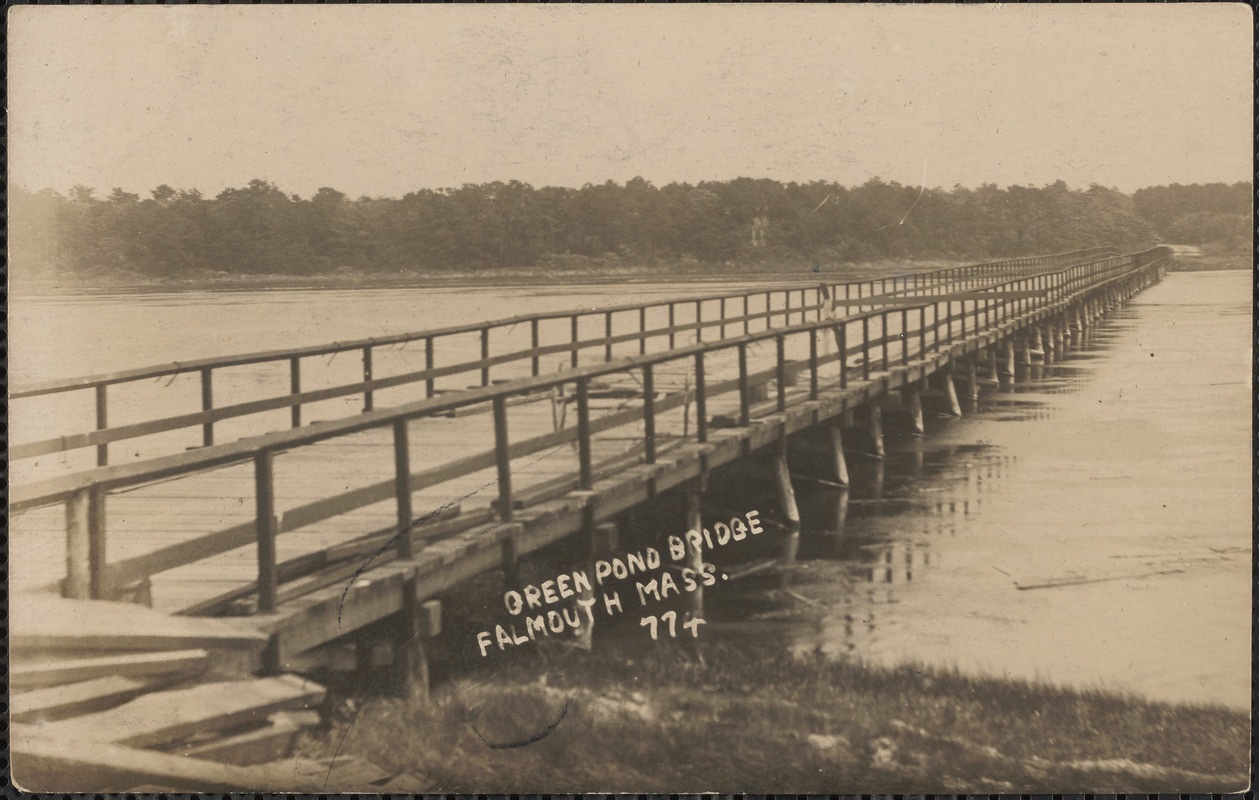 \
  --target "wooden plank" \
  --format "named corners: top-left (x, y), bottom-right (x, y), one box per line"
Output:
top-left (12, 675), bottom-right (151, 723)
top-left (13, 649), bottom-right (209, 690)
top-left (11, 596), bottom-right (269, 653)
top-left (181, 712), bottom-right (311, 766)
top-left (11, 726), bottom-right (328, 792)
top-left (45, 674), bottom-right (326, 749)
